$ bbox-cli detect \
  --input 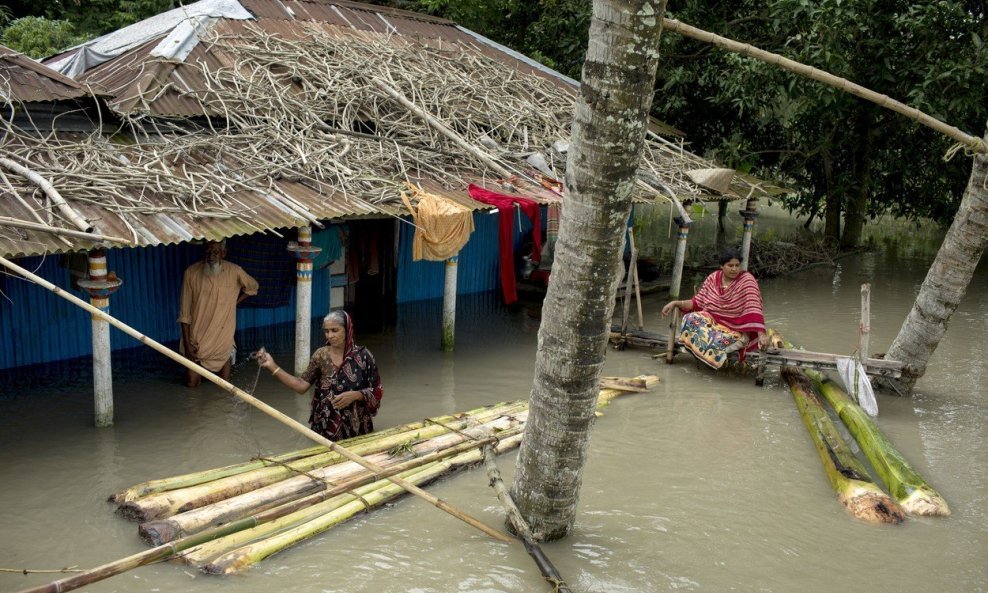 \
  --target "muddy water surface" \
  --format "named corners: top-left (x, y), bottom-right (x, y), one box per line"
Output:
top-left (1, 239), bottom-right (986, 593)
